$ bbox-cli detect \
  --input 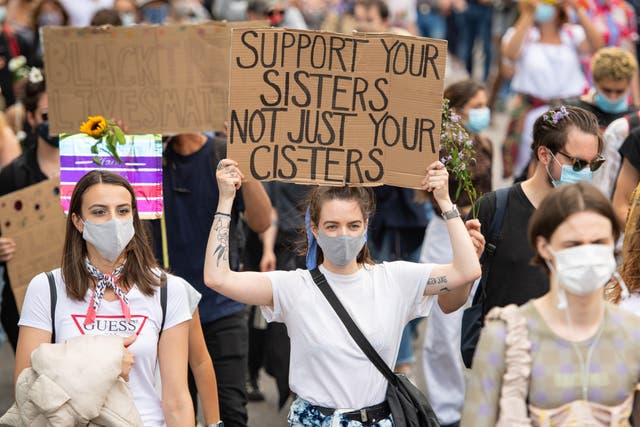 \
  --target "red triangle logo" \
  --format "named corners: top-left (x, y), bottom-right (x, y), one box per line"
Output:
top-left (71, 314), bottom-right (149, 337)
